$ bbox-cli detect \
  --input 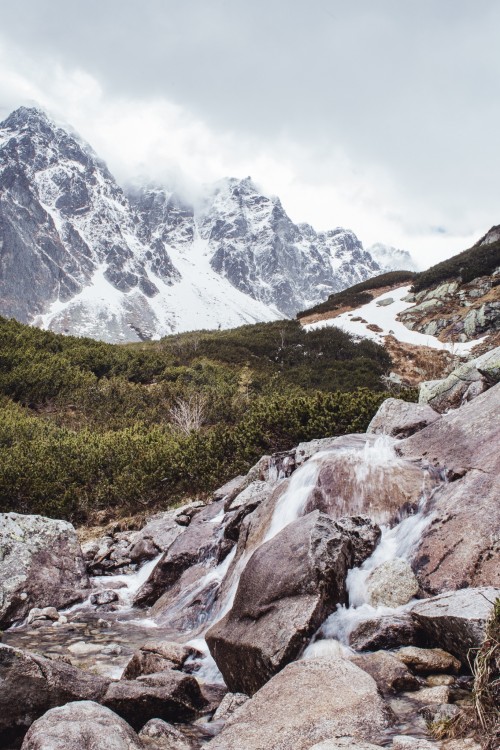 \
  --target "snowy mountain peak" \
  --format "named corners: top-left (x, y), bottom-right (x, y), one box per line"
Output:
top-left (1, 106), bottom-right (387, 341)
